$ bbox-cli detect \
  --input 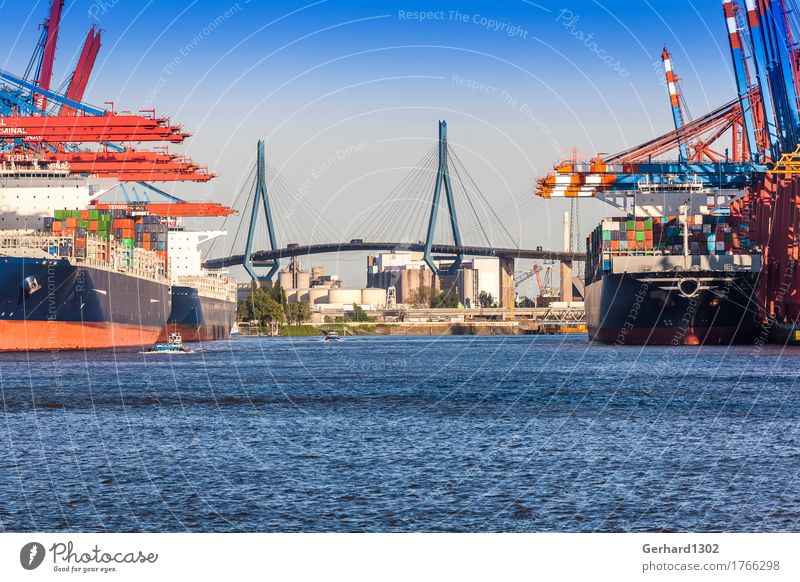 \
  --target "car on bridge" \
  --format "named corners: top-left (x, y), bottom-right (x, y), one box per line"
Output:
top-left (350, 238), bottom-right (364, 244)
